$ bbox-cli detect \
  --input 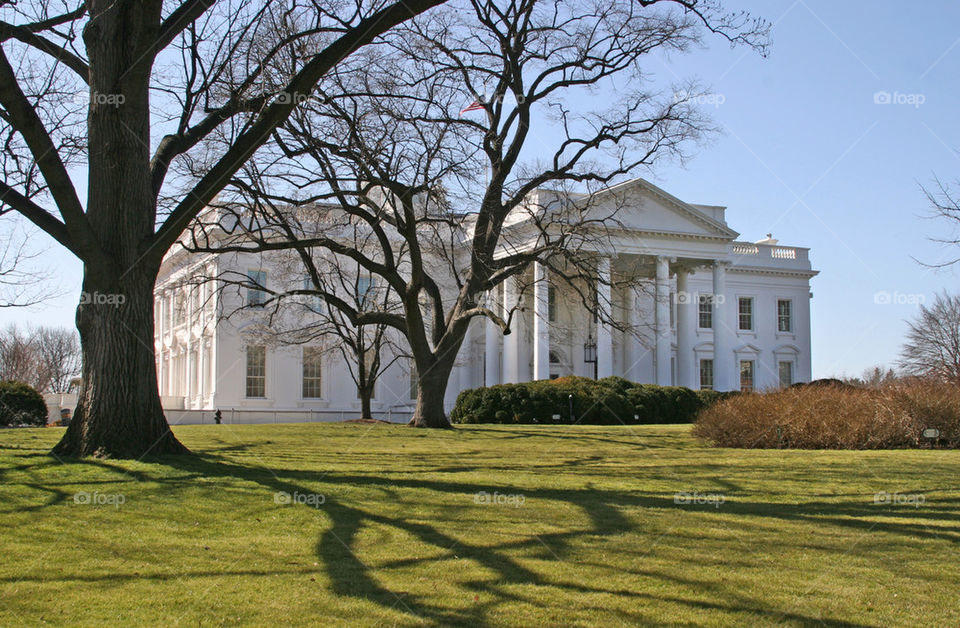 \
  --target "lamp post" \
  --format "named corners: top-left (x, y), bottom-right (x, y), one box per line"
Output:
top-left (584, 334), bottom-right (598, 379)
top-left (568, 393), bottom-right (574, 423)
